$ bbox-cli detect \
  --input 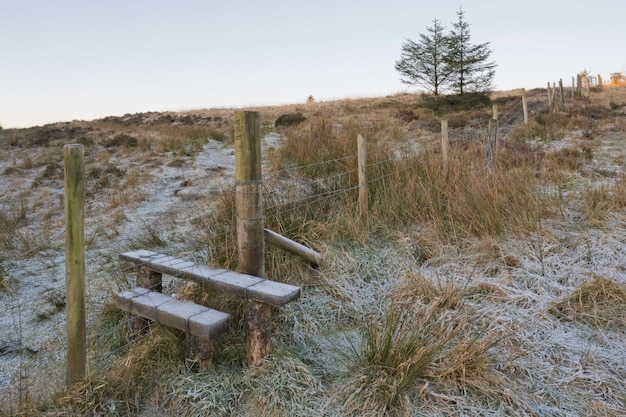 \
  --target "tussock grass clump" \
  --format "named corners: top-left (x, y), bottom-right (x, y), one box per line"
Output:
top-left (0, 201), bottom-right (28, 252)
top-left (339, 300), bottom-right (499, 416)
top-left (0, 264), bottom-right (9, 292)
top-left (394, 273), bottom-right (463, 310)
top-left (544, 146), bottom-right (590, 172)
top-left (550, 276), bottom-right (626, 329)
top-left (582, 176), bottom-right (626, 221)
top-left (57, 325), bottom-right (185, 415)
